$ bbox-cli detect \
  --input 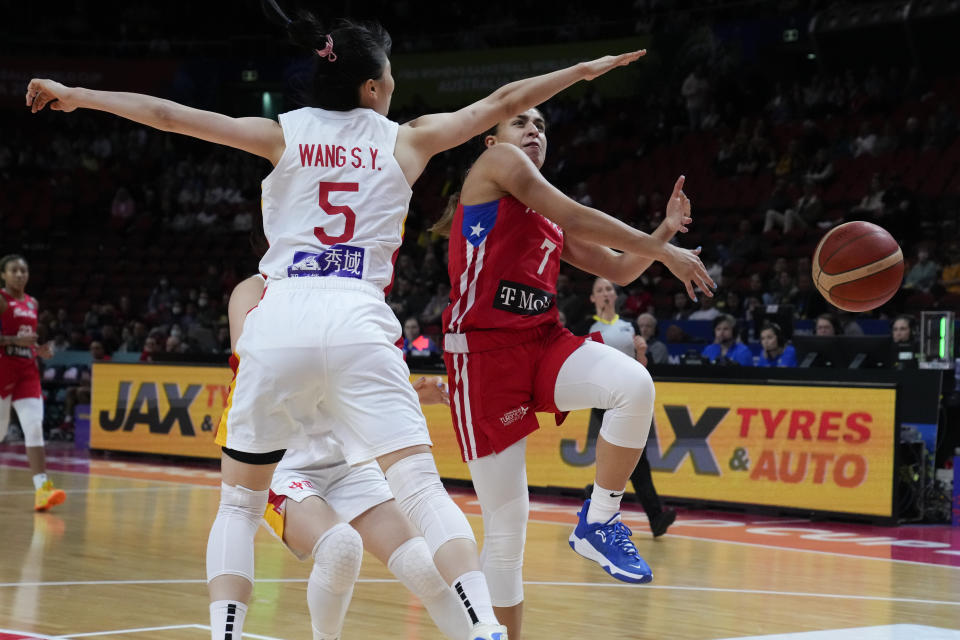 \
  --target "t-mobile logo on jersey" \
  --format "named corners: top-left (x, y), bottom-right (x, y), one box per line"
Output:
top-left (493, 280), bottom-right (555, 316)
